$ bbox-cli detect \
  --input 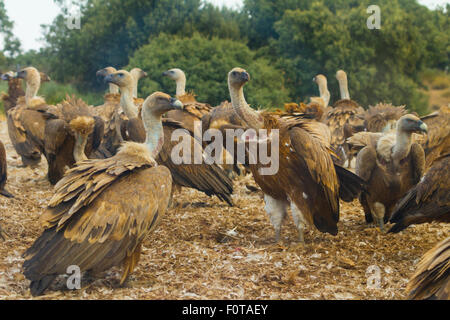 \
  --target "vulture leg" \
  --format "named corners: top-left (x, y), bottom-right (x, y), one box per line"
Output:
top-left (290, 201), bottom-right (307, 244)
top-left (372, 202), bottom-right (386, 232)
top-left (264, 194), bottom-right (287, 243)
